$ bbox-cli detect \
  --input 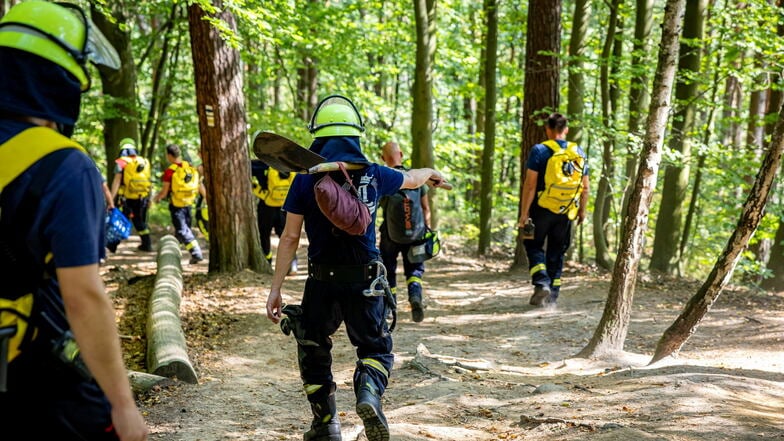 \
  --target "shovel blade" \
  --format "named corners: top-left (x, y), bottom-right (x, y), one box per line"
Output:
top-left (252, 131), bottom-right (325, 173)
